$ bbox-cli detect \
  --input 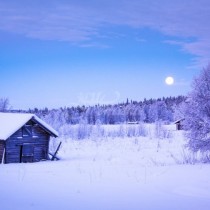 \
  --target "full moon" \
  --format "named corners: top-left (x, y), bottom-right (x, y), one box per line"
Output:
top-left (165, 76), bottom-right (174, 85)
